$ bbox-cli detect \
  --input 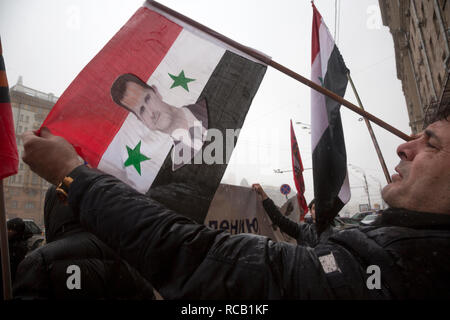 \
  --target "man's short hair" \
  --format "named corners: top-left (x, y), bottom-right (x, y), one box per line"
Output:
top-left (110, 73), bottom-right (153, 114)
top-left (308, 199), bottom-right (315, 210)
top-left (433, 102), bottom-right (450, 122)
top-left (7, 217), bottom-right (25, 234)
